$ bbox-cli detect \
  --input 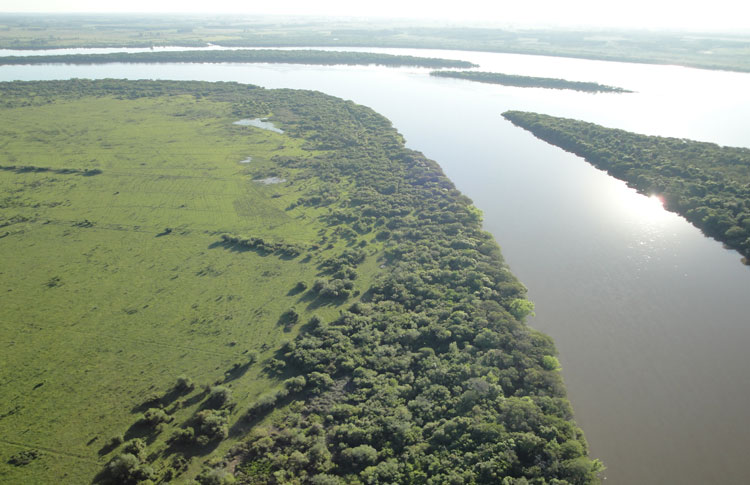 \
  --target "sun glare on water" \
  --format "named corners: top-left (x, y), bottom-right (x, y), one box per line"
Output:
top-left (609, 181), bottom-right (674, 226)
top-left (630, 193), bottom-right (670, 222)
